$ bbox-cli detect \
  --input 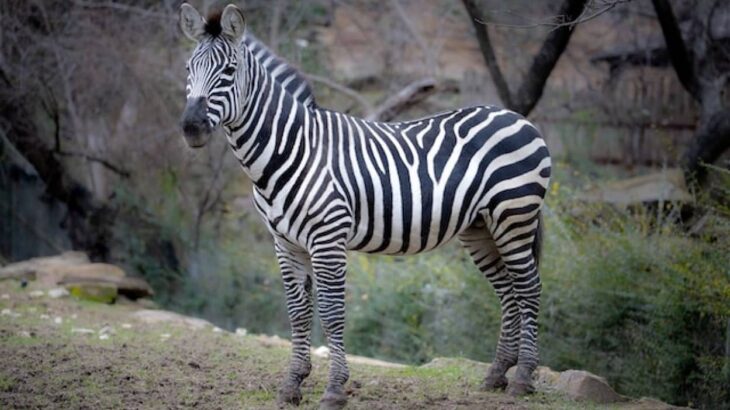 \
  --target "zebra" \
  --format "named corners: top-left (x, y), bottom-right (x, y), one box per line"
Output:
top-left (178, 4), bottom-right (551, 409)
